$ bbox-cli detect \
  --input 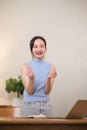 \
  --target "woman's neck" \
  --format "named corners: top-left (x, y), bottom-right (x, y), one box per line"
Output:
top-left (33, 57), bottom-right (44, 60)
